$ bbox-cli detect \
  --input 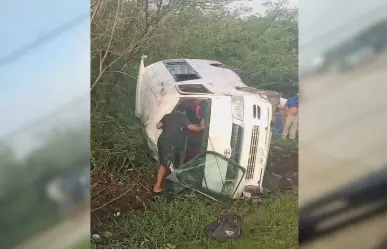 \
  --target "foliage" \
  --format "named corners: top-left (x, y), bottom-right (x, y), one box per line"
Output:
top-left (321, 18), bottom-right (387, 69)
top-left (90, 0), bottom-right (298, 248)
top-left (271, 136), bottom-right (298, 152)
top-left (0, 127), bottom-right (89, 249)
top-left (91, 0), bottom-right (298, 171)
